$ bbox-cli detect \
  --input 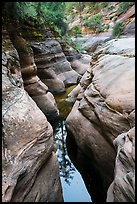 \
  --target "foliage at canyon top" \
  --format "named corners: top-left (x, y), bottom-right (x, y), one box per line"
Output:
top-left (2, 2), bottom-right (135, 39)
